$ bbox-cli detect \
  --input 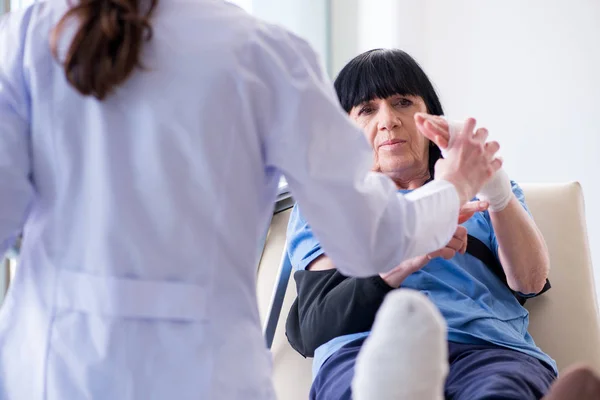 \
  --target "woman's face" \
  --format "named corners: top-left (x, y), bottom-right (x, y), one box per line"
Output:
top-left (349, 94), bottom-right (430, 183)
